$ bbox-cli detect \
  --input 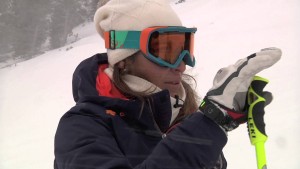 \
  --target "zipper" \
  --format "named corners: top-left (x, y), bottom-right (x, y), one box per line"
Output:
top-left (166, 122), bottom-right (181, 134)
top-left (146, 98), bottom-right (166, 138)
top-left (161, 122), bottom-right (181, 138)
